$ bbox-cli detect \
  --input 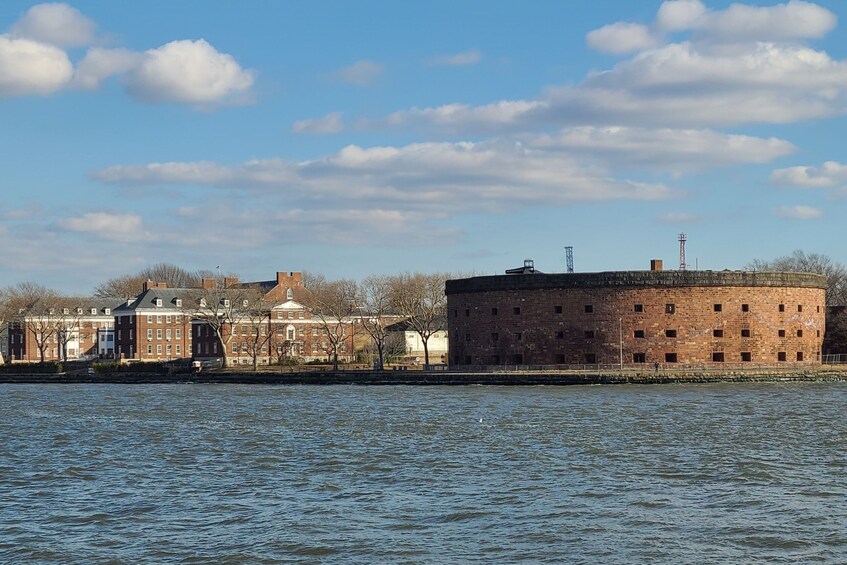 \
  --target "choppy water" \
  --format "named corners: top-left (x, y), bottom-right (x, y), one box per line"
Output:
top-left (1, 382), bottom-right (846, 563)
